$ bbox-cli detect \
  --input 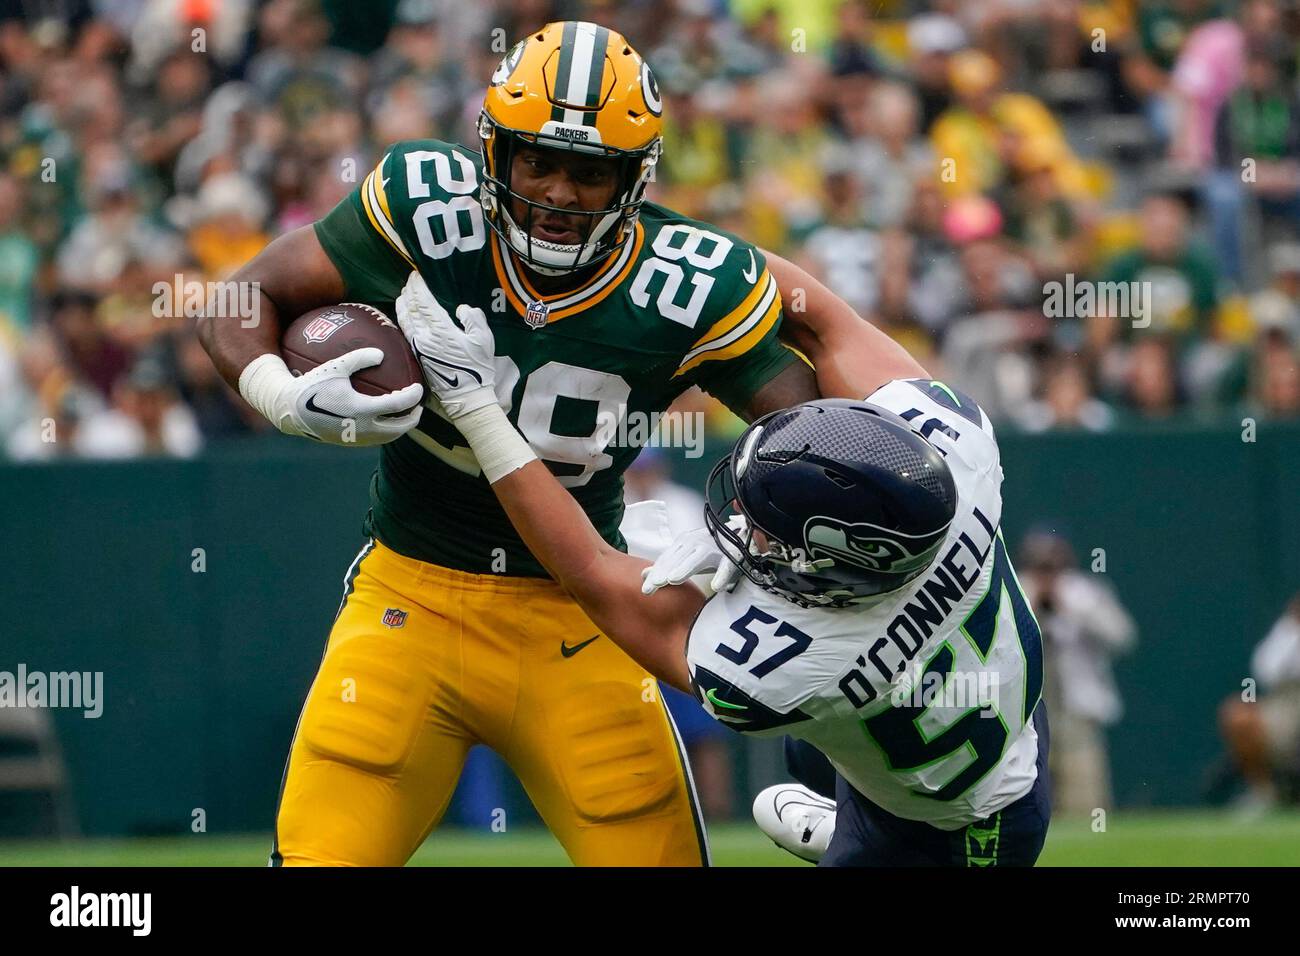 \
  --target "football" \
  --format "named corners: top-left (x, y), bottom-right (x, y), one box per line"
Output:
top-left (281, 302), bottom-right (423, 399)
